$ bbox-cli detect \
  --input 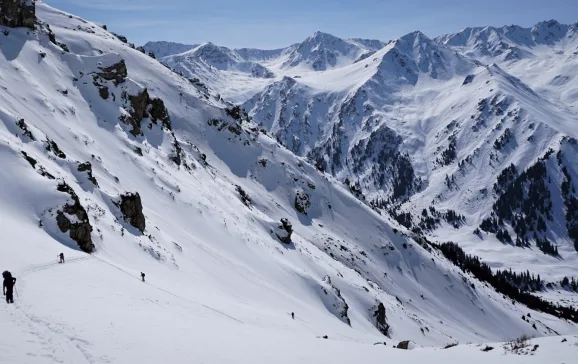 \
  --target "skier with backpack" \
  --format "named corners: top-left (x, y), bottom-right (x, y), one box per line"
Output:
top-left (58, 253), bottom-right (64, 264)
top-left (3, 271), bottom-right (16, 304)
top-left (141, 272), bottom-right (145, 282)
